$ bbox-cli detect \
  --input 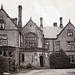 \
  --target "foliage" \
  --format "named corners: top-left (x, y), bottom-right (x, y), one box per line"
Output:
top-left (26, 64), bottom-right (33, 69)
top-left (0, 55), bottom-right (9, 75)
top-left (50, 49), bottom-right (70, 69)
